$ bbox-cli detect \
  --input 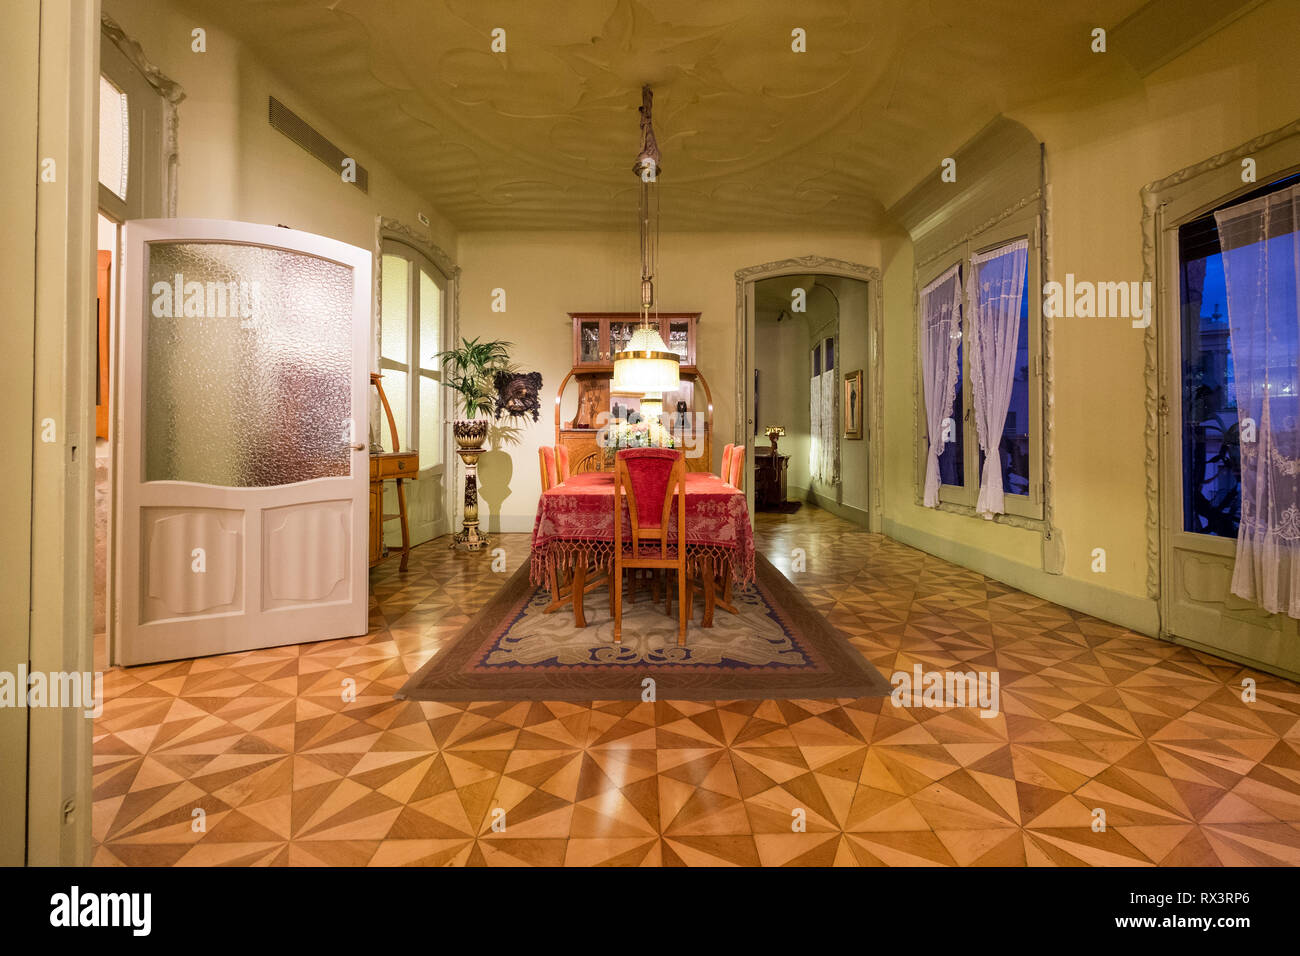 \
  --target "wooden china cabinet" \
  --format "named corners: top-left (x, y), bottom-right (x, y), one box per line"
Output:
top-left (556, 312), bottom-right (713, 473)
